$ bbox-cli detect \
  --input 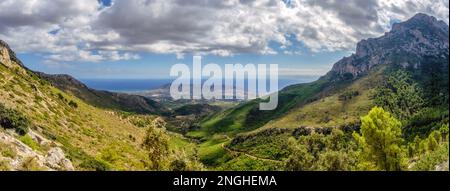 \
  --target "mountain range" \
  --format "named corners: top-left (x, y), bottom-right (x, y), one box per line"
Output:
top-left (1, 13), bottom-right (449, 171)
